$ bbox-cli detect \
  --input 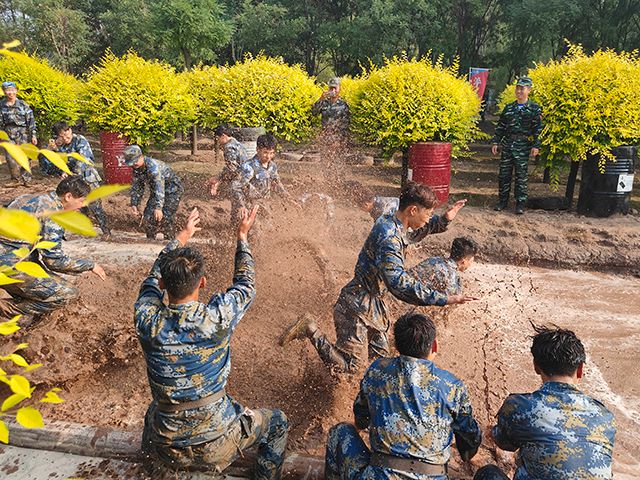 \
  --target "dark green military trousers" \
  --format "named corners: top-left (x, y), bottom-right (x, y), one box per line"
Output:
top-left (498, 142), bottom-right (530, 204)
